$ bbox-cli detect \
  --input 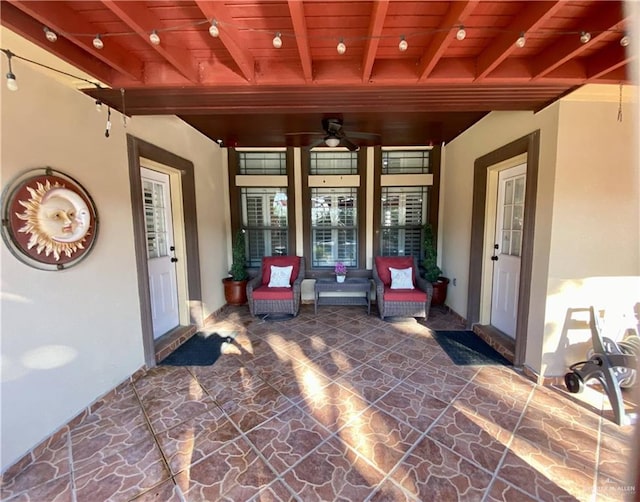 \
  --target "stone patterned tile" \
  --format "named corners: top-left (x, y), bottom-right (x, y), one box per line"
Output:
top-left (240, 349), bottom-right (299, 384)
top-left (282, 436), bottom-right (384, 501)
top-left (297, 382), bottom-right (370, 434)
top-left (129, 479), bottom-right (182, 501)
top-left (598, 421), bottom-right (636, 484)
top-left (515, 402), bottom-right (599, 469)
top-left (1, 473), bottom-right (73, 502)
top-left (369, 349), bottom-right (424, 380)
top-left (335, 363), bottom-right (400, 404)
top-left (374, 381), bottom-right (449, 432)
top-left (246, 480), bottom-right (297, 502)
top-left (472, 365), bottom-right (535, 400)
top-left (357, 327), bottom-right (403, 351)
top-left (528, 385), bottom-right (601, 431)
top-left (405, 363), bottom-right (469, 402)
top-left (155, 407), bottom-right (242, 474)
top-left (452, 381), bottom-right (527, 444)
top-left (485, 478), bottom-right (539, 502)
top-left (221, 381), bottom-right (293, 433)
top-left (427, 406), bottom-right (507, 472)
top-left (0, 432), bottom-right (70, 498)
top-left (174, 436), bottom-right (277, 502)
top-left (389, 435), bottom-right (493, 501)
top-left (244, 405), bottom-right (331, 474)
top-left (338, 406), bottom-right (421, 474)
top-left (140, 384), bottom-right (217, 435)
top-left (332, 338), bottom-right (384, 370)
top-left (368, 479), bottom-right (419, 502)
top-left (74, 439), bottom-right (170, 502)
top-left (335, 318), bottom-right (379, 337)
top-left (302, 350), bottom-right (360, 381)
top-left (498, 437), bottom-right (596, 501)
top-left (195, 367), bottom-right (265, 405)
top-left (70, 406), bottom-right (154, 469)
top-left (133, 366), bottom-right (198, 400)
